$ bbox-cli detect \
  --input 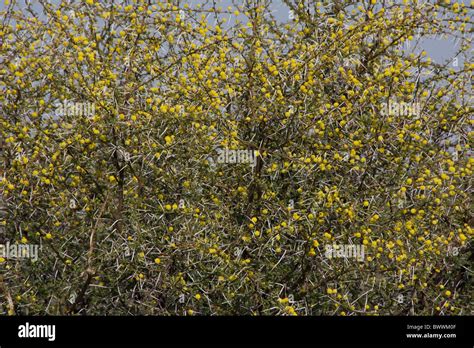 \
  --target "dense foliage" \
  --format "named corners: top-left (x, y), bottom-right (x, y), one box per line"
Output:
top-left (0, 0), bottom-right (472, 315)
